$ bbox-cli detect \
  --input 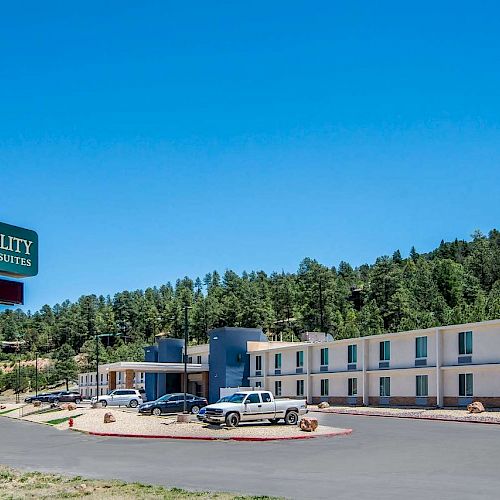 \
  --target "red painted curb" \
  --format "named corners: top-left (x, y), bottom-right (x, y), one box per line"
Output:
top-left (81, 428), bottom-right (352, 441)
top-left (314, 409), bottom-right (500, 425)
